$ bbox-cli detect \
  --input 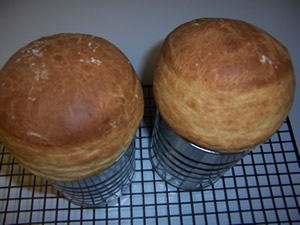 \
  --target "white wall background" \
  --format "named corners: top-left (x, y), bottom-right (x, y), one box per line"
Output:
top-left (0, 0), bottom-right (299, 148)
